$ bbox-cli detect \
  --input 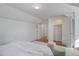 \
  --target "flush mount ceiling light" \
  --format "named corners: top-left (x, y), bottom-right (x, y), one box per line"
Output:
top-left (32, 4), bottom-right (41, 10)
top-left (34, 6), bottom-right (40, 10)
